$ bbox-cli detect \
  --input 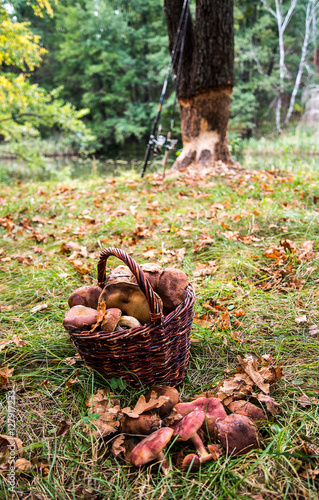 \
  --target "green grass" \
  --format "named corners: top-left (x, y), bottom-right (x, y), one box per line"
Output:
top-left (0, 153), bottom-right (319, 499)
